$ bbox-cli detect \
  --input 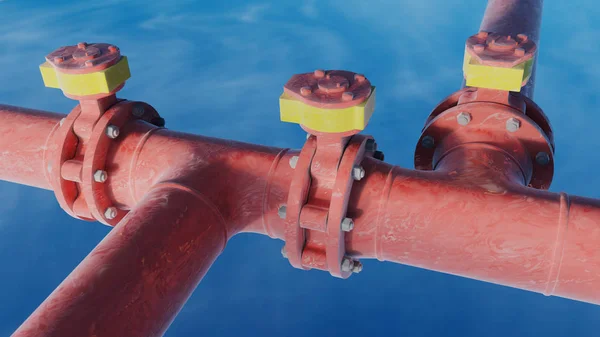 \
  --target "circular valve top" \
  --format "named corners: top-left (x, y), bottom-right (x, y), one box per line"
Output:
top-left (284, 70), bottom-right (372, 109)
top-left (46, 42), bottom-right (122, 74)
top-left (466, 32), bottom-right (536, 67)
